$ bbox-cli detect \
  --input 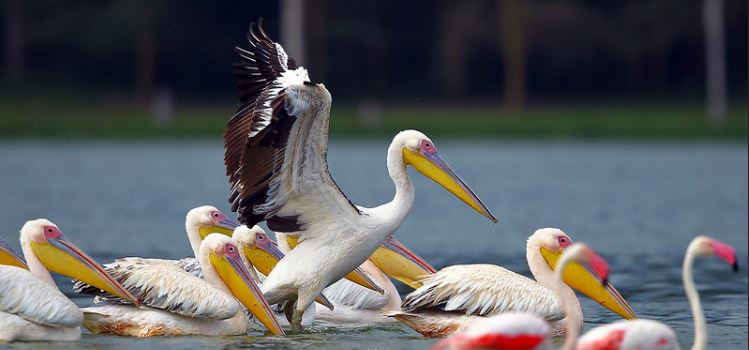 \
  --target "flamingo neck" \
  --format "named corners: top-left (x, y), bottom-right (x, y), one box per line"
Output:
top-left (554, 253), bottom-right (580, 350)
top-left (683, 248), bottom-right (705, 350)
top-left (20, 239), bottom-right (56, 287)
top-left (527, 244), bottom-right (583, 334)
